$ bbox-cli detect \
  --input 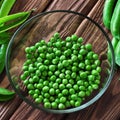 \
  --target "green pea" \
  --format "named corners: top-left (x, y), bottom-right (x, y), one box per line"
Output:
top-left (49, 65), bottom-right (56, 72)
top-left (78, 91), bottom-right (86, 97)
top-left (85, 43), bottom-right (92, 51)
top-left (71, 34), bottom-right (78, 41)
top-left (80, 72), bottom-right (87, 79)
top-left (44, 102), bottom-right (51, 109)
top-left (62, 89), bottom-right (69, 96)
top-left (27, 84), bottom-right (34, 90)
top-left (51, 102), bottom-right (57, 109)
top-left (42, 86), bottom-right (49, 93)
top-left (49, 88), bottom-right (55, 95)
top-left (58, 103), bottom-right (65, 110)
